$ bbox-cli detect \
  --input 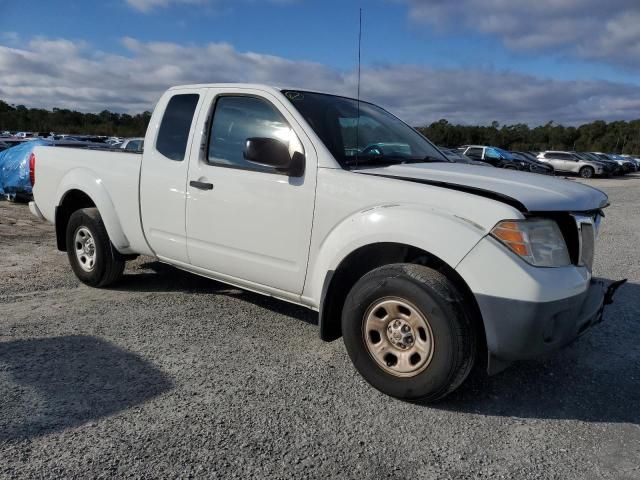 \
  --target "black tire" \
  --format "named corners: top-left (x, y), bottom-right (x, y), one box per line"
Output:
top-left (579, 166), bottom-right (594, 178)
top-left (342, 264), bottom-right (476, 403)
top-left (66, 208), bottom-right (125, 287)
